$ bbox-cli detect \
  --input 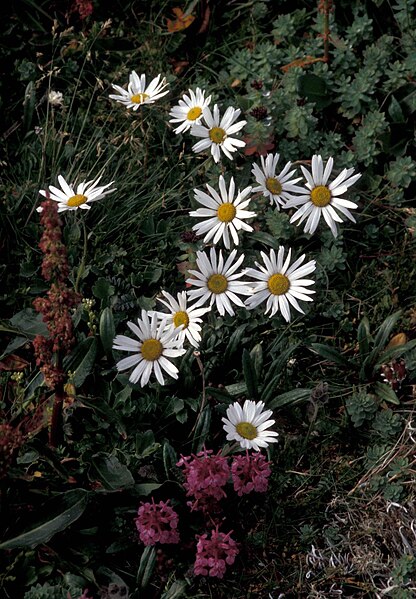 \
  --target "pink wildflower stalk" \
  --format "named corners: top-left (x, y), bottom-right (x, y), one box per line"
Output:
top-left (135, 498), bottom-right (180, 546)
top-left (176, 448), bottom-right (230, 511)
top-left (194, 526), bottom-right (239, 578)
top-left (231, 451), bottom-right (271, 496)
